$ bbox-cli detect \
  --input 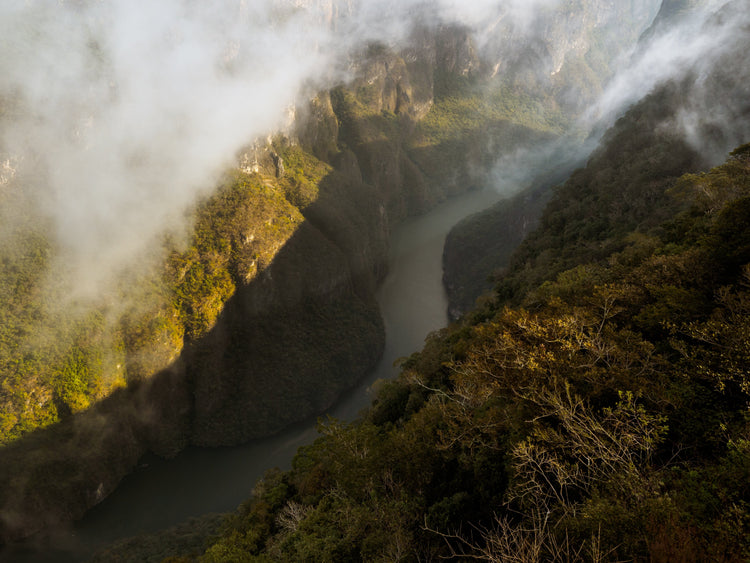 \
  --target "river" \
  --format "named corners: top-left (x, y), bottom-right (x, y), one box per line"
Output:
top-left (2, 188), bottom-right (500, 562)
